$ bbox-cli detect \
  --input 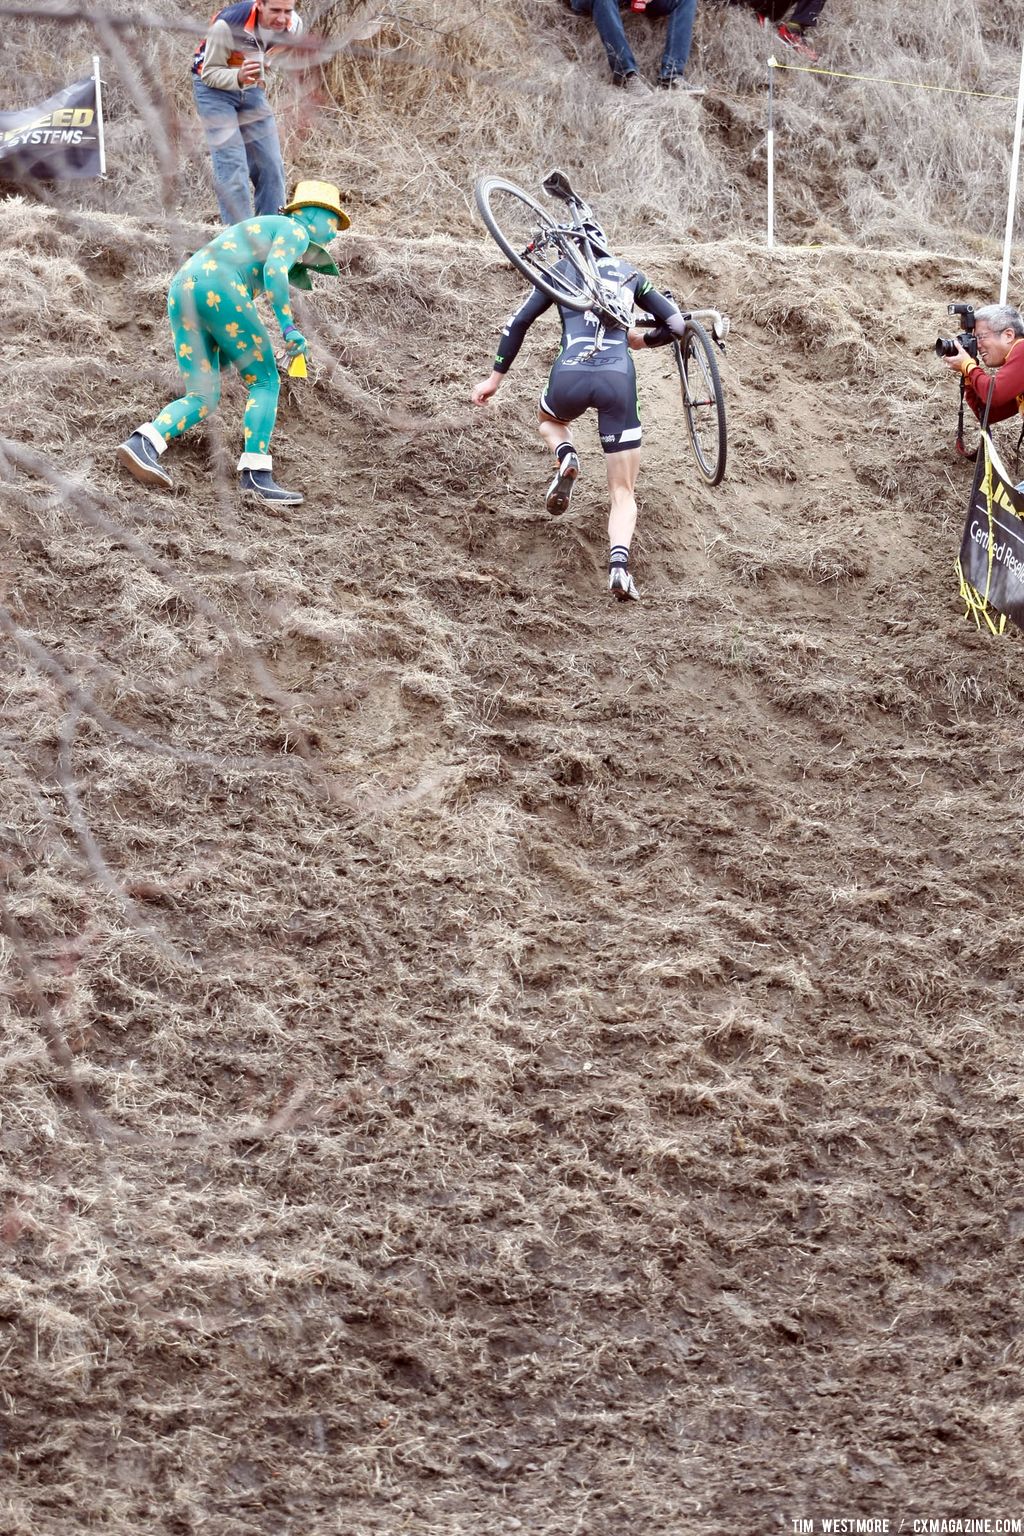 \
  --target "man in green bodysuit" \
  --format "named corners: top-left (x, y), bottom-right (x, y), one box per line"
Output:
top-left (117, 179), bottom-right (348, 506)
